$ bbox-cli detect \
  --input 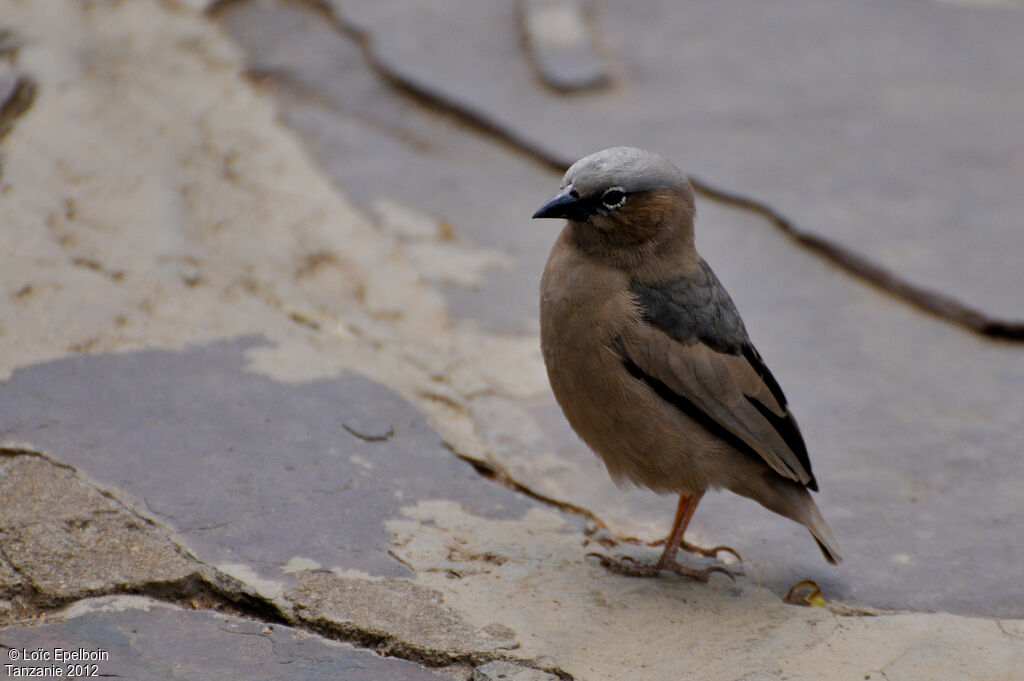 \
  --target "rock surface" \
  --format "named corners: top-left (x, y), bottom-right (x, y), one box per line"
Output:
top-left (0, 452), bottom-right (198, 619)
top-left (0, 596), bottom-right (450, 680)
top-left (518, 0), bottom-right (610, 92)
top-left (0, 339), bottom-right (535, 584)
top-left (0, 0), bottom-right (1020, 680)
top-left (335, 0), bottom-right (1024, 321)
top-left (474, 660), bottom-right (562, 681)
top-left (216, 0), bottom-right (1024, 616)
